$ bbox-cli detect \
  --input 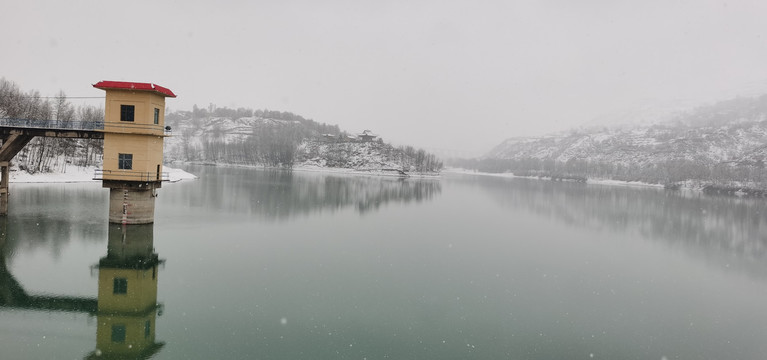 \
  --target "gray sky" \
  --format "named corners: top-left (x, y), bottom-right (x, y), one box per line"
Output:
top-left (3, 0), bottom-right (767, 156)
